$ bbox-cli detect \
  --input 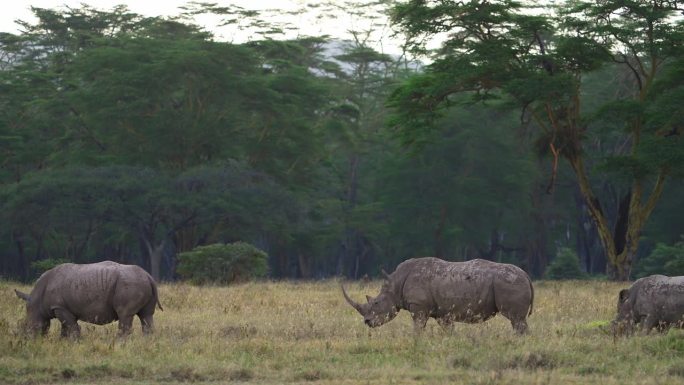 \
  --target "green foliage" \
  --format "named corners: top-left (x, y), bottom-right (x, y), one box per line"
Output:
top-left (647, 329), bottom-right (684, 354)
top-left (176, 242), bottom-right (268, 284)
top-left (3, 2), bottom-right (684, 282)
top-left (0, 4), bottom-right (343, 280)
top-left (378, 104), bottom-right (538, 261)
top-left (635, 237), bottom-right (684, 278)
top-left (389, 0), bottom-right (684, 280)
top-left (29, 258), bottom-right (69, 275)
top-left (0, 167), bottom-right (146, 264)
top-left (545, 248), bottom-right (586, 280)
